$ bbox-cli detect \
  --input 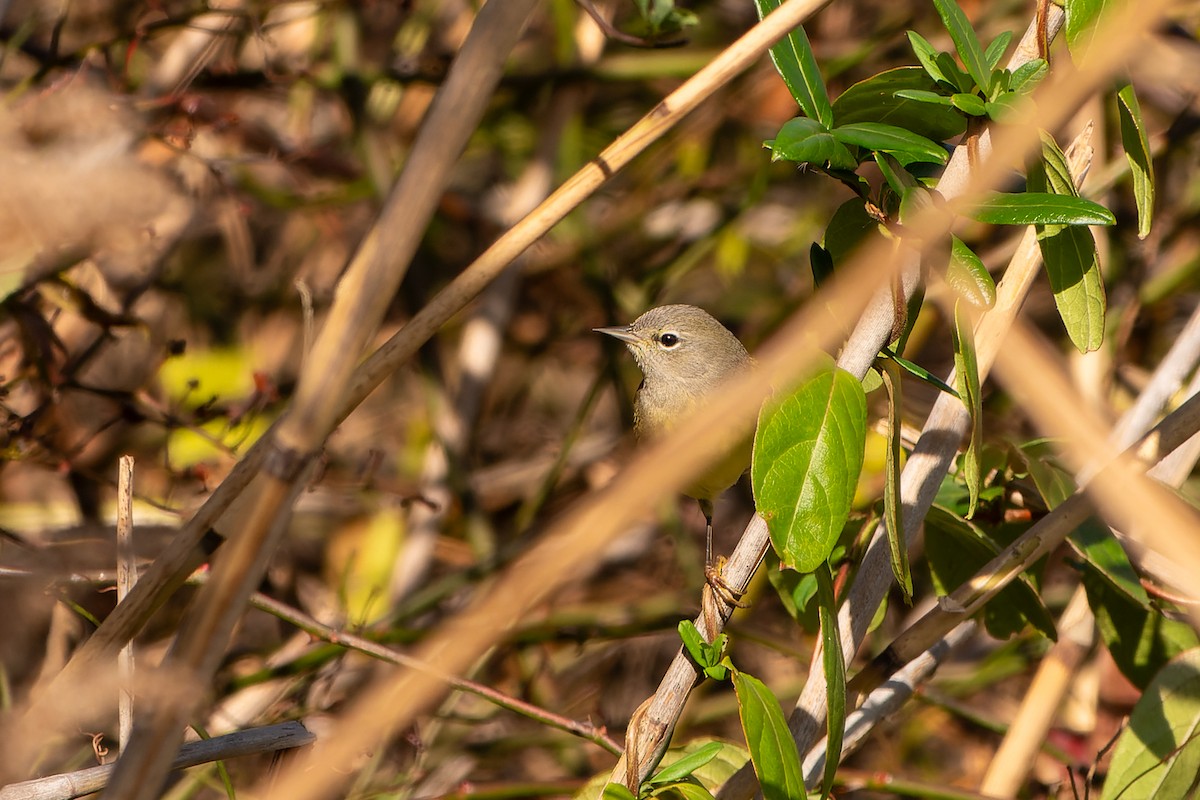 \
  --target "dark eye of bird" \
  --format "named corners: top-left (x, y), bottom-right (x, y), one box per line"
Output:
top-left (659, 332), bottom-right (680, 348)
